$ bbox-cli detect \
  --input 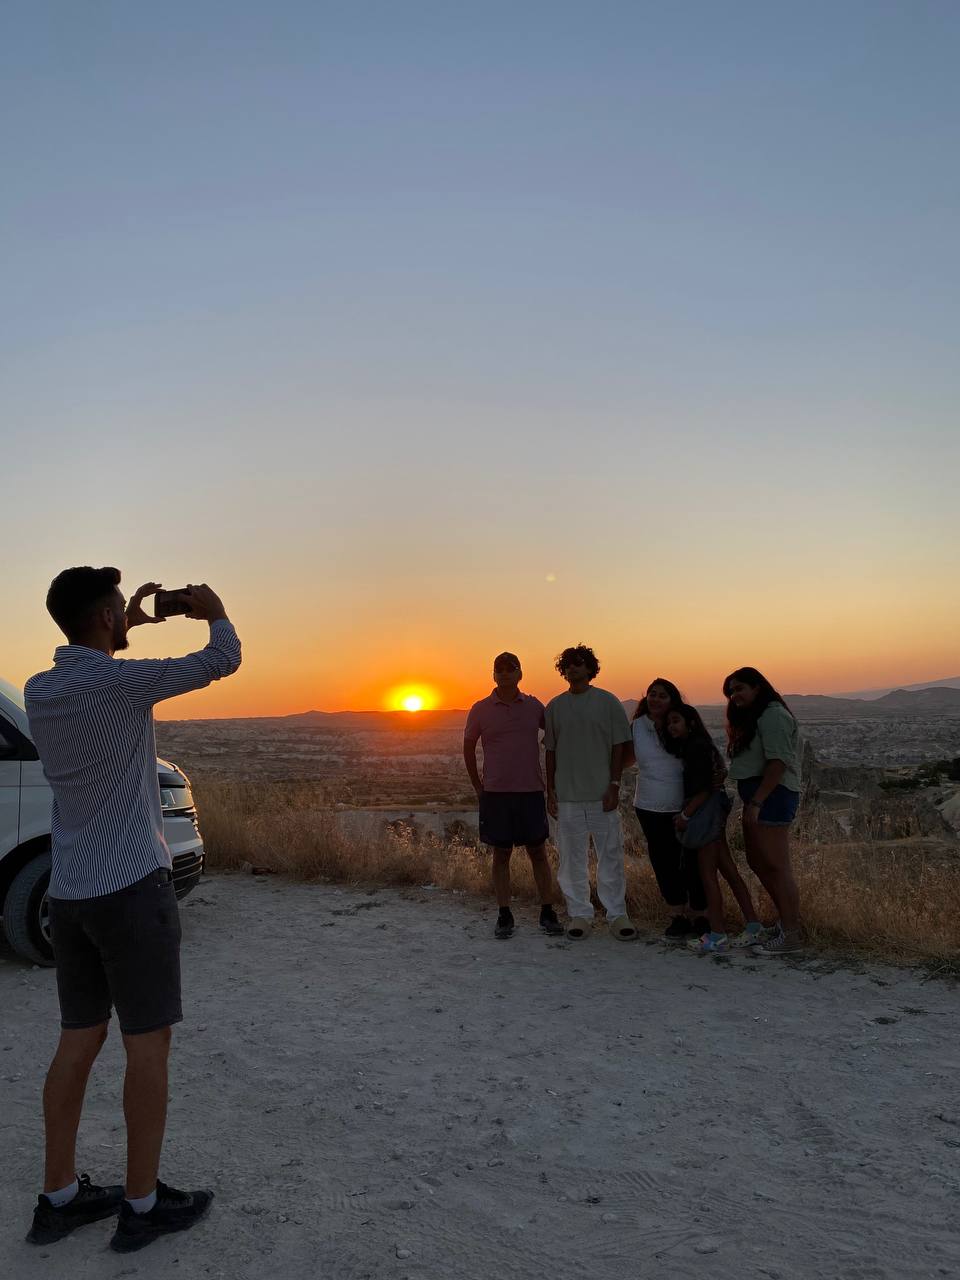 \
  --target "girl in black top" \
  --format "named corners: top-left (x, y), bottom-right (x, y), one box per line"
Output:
top-left (664, 704), bottom-right (762, 954)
